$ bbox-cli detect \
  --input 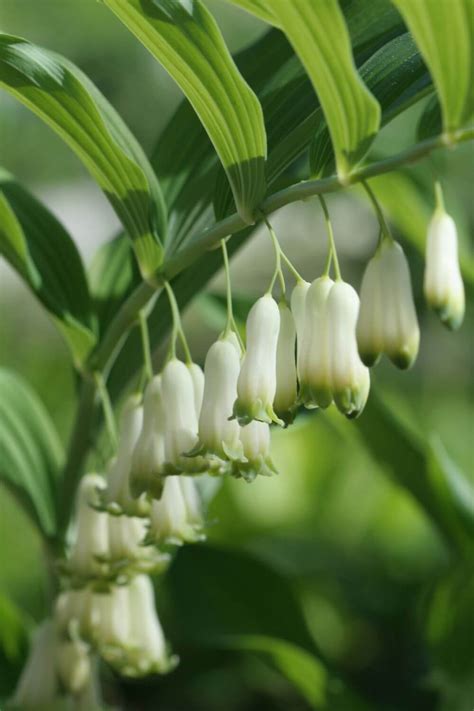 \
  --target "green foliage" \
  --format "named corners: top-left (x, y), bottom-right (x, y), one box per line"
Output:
top-left (270, 0), bottom-right (380, 180)
top-left (103, 0), bottom-right (267, 225)
top-left (0, 369), bottom-right (64, 537)
top-left (0, 171), bottom-right (96, 367)
top-left (393, 0), bottom-right (474, 134)
top-left (0, 34), bottom-right (166, 277)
